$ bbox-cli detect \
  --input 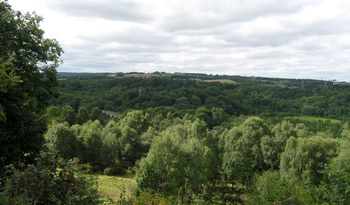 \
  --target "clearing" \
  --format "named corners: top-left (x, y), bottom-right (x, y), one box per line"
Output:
top-left (95, 173), bottom-right (137, 203)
